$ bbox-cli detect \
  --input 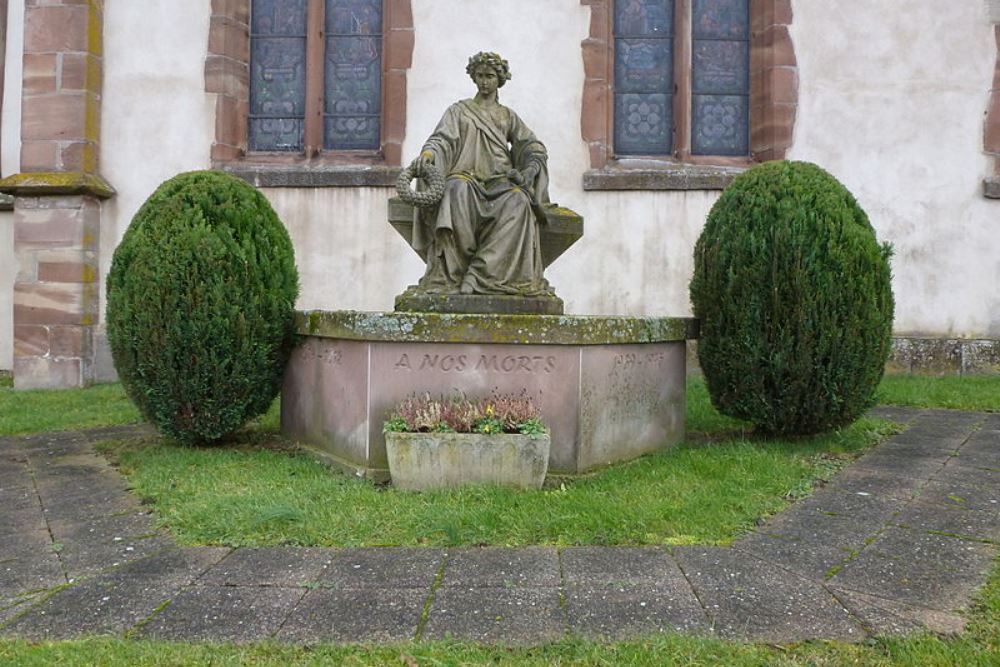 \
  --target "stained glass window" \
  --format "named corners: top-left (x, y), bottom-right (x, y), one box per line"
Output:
top-left (325, 0), bottom-right (382, 150)
top-left (614, 0), bottom-right (673, 155)
top-left (249, 0), bottom-right (383, 153)
top-left (249, 0), bottom-right (308, 151)
top-left (613, 0), bottom-right (750, 158)
top-left (691, 0), bottom-right (749, 155)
